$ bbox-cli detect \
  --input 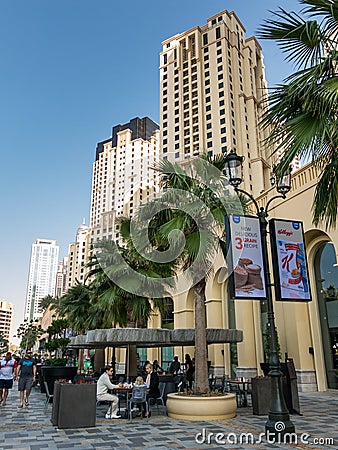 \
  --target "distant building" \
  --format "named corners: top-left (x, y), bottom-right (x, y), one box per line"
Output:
top-left (0, 301), bottom-right (13, 341)
top-left (55, 256), bottom-right (68, 298)
top-left (90, 116), bottom-right (160, 243)
top-left (66, 221), bottom-right (91, 290)
top-left (24, 239), bottom-right (59, 321)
